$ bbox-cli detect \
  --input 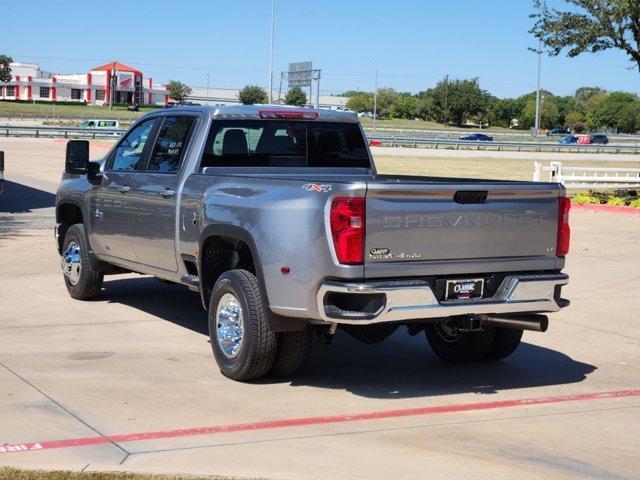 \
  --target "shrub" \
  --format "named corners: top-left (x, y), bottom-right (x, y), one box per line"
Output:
top-left (606, 197), bottom-right (627, 206)
top-left (572, 192), bottom-right (603, 205)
